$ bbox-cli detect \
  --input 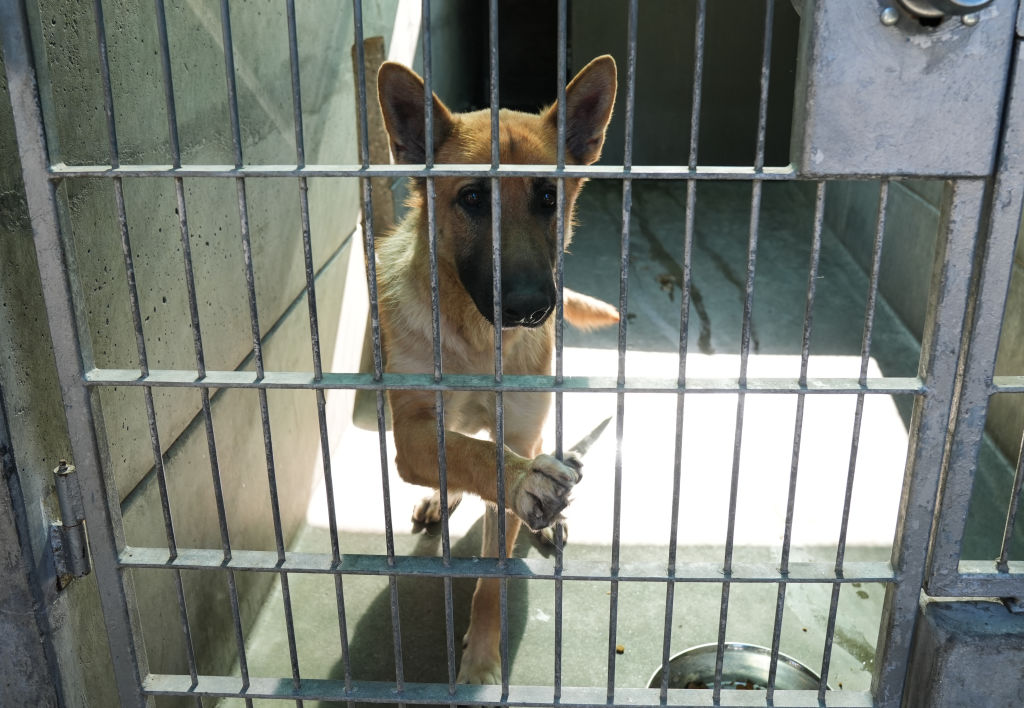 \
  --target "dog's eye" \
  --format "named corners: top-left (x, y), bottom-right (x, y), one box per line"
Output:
top-left (459, 188), bottom-right (484, 210)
